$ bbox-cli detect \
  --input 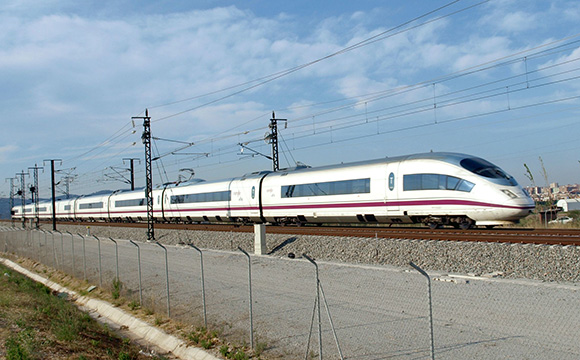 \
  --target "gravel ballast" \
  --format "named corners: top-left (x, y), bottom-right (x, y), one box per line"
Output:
top-left (47, 223), bottom-right (580, 284)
